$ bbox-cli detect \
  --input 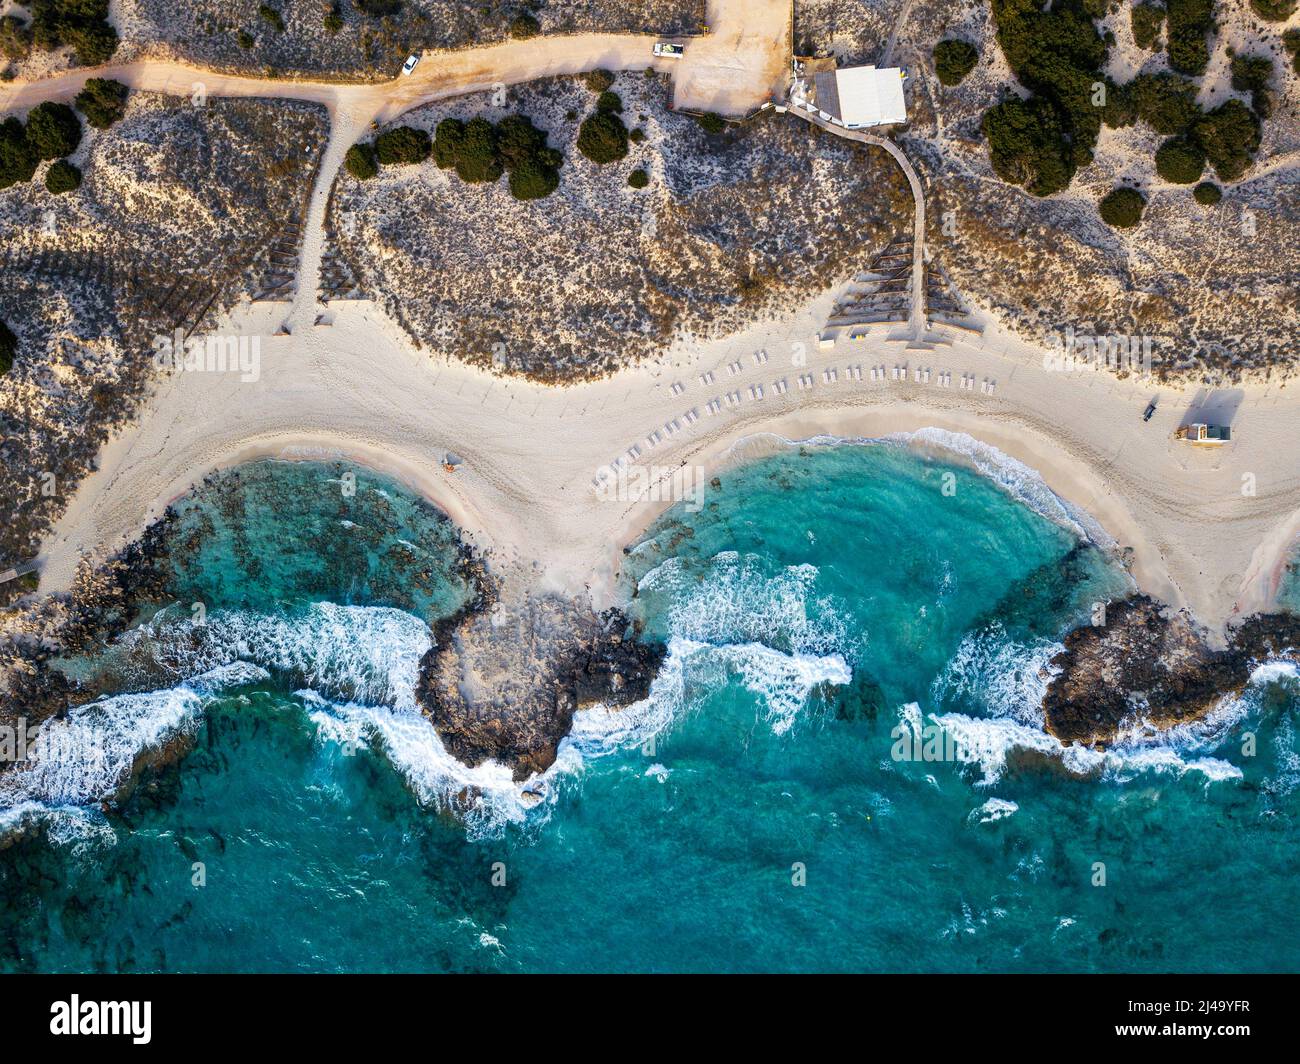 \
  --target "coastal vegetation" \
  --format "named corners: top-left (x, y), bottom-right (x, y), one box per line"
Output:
top-left (44, 158), bottom-right (81, 193)
top-left (344, 141), bottom-right (378, 180)
top-left (933, 38), bottom-right (978, 87)
top-left (430, 113), bottom-right (563, 198)
top-left (577, 109), bottom-right (629, 163)
top-left (28, 0), bottom-right (119, 65)
top-left (1193, 180), bottom-right (1222, 204)
top-left (0, 318), bottom-right (15, 374)
top-left (1165, 0), bottom-right (1216, 76)
top-left (1249, 0), bottom-right (1296, 18)
top-left (1130, 2), bottom-right (1165, 49)
top-left (1099, 185), bottom-right (1146, 228)
top-left (980, 0), bottom-right (1266, 219)
top-left (75, 79), bottom-right (130, 129)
